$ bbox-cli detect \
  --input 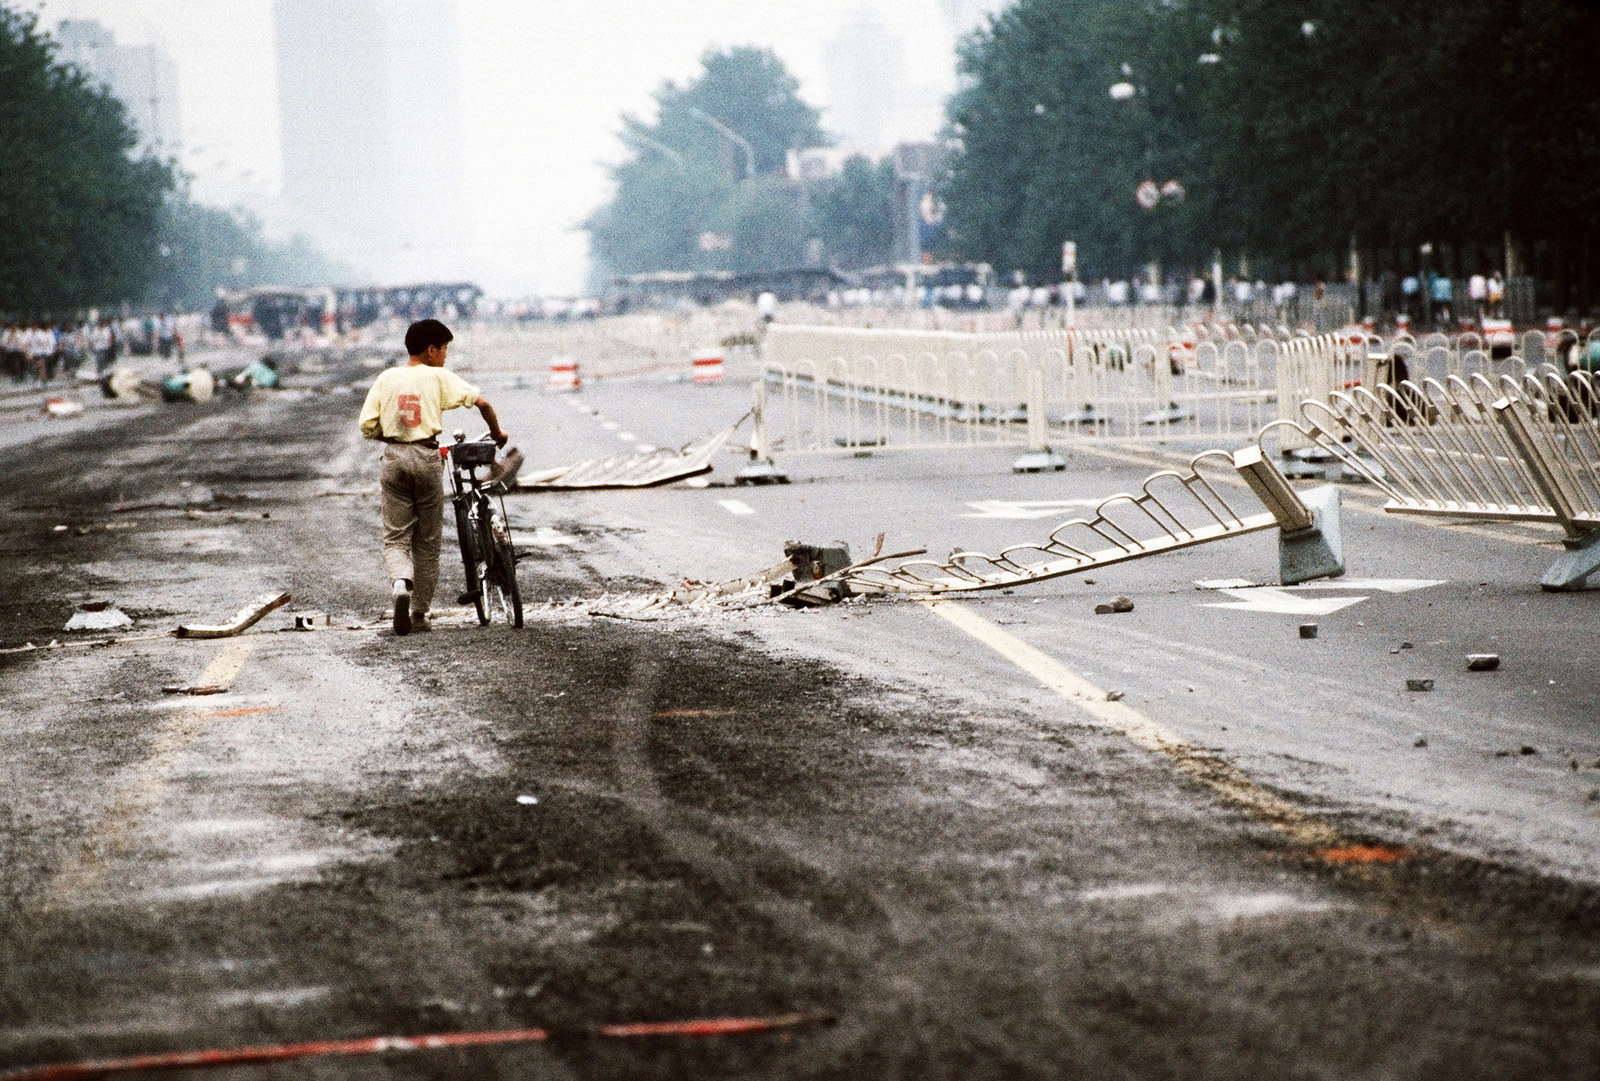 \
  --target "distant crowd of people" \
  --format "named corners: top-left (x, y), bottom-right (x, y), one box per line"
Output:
top-left (1, 313), bottom-right (186, 385)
